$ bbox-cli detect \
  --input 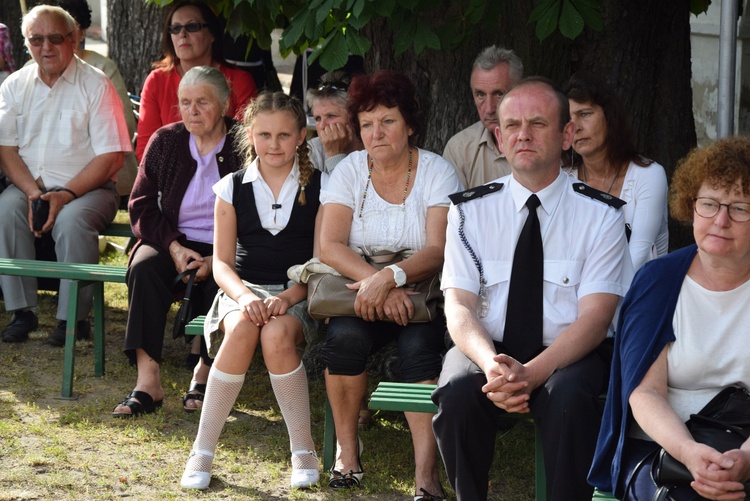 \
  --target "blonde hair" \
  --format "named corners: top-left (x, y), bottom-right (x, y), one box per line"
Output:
top-left (239, 92), bottom-right (314, 205)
